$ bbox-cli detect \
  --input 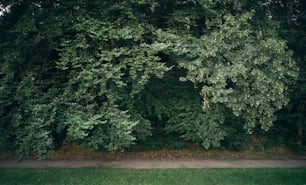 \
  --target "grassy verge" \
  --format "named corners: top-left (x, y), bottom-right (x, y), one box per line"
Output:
top-left (1, 168), bottom-right (306, 185)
